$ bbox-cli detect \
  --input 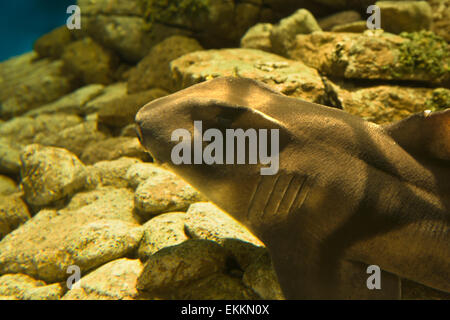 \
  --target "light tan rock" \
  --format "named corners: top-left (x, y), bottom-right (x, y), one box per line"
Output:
top-left (0, 273), bottom-right (65, 300)
top-left (0, 138), bottom-right (21, 175)
top-left (138, 212), bottom-right (189, 261)
top-left (62, 258), bottom-right (144, 300)
top-left (0, 194), bottom-right (30, 239)
top-left (87, 157), bottom-right (141, 188)
top-left (318, 10), bottom-right (362, 31)
top-left (240, 23), bottom-right (273, 52)
top-left (0, 114), bottom-right (83, 146)
top-left (0, 52), bottom-right (75, 118)
top-left (81, 137), bottom-right (150, 165)
top-left (171, 48), bottom-right (327, 103)
top-left (63, 186), bottom-right (140, 224)
top-left (270, 8), bottom-right (322, 55)
top-left (324, 79), bottom-right (437, 124)
top-left (134, 169), bottom-right (203, 219)
top-left (125, 162), bottom-right (172, 190)
top-left (33, 119), bottom-right (111, 157)
top-left (0, 175), bottom-right (17, 195)
top-left (331, 21), bottom-right (367, 33)
top-left (0, 207), bottom-right (143, 283)
top-left (83, 82), bottom-right (127, 115)
top-left (20, 144), bottom-right (88, 206)
top-left (25, 84), bottom-right (105, 117)
top-left (185, 202), bottom-right (263, 247)
top-left (137, 239), bottom-right (228, 292)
